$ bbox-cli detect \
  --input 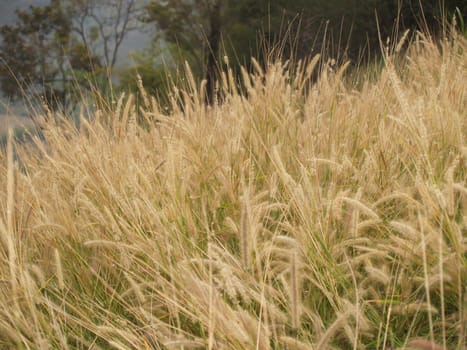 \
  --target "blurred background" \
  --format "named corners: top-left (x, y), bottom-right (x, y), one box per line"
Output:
top-left (0, 0), bottom-right (465, 124)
